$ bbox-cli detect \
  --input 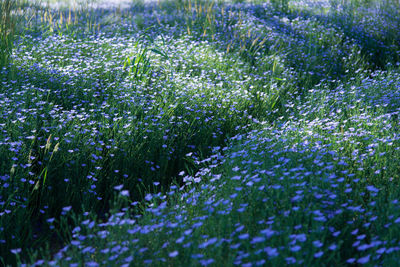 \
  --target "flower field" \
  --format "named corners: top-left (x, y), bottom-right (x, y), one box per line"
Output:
top-left (1, 0), bottom-right (400, 265)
